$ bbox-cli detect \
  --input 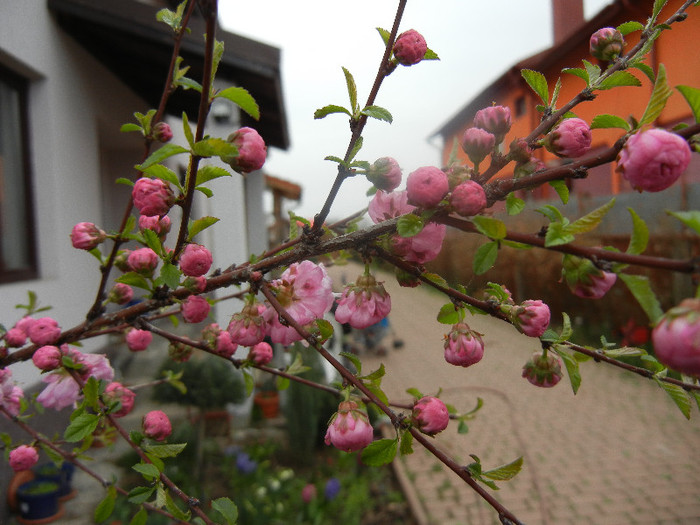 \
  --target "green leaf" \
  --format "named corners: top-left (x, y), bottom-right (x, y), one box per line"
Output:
top-left (142, 228), bottom-right (162, 255)
top-left (549, 180), bottom-right (569, 204)
top-left (604, 346), bottom-right (647, 358)
top-left (567, 198), bottom-right (615, 235)
top-left (583, 60), bottom-right (601, 85)
top-left (182, 112), bottom-right (195, 148)
top-left (361, 438), bottom-right (397, 466)
top-left (654, 377), bottom-right (692, 419)
top-left (94, 486), bottom-right (117, 523)
top-left (121, 123), bottom-right (142, 133)
top-left (165, 490), bottom-right (191, 521)
top-left (423, 272), bottom-right (449, 289)
top-left (361, 105), bottom-right (393, 123)
top-left (619, 273), bottom-right (664, 323)
top-left (639, 64), bottom-right (672, 126)
top-left (144, 443), bottom-right (187, 458)
top-left (521, 69), bottom-right (549, 104)
top-left (215, 87), bottom-right (260, 120)
top-left (116, 177), bottom-right (134, 187)
top-left (132, 462), bottom-right (160, 480)
top-left (563, 67), bottom-right (589, 84)
top-left (376, 27), bottom-right (391, 45)
top-left (406, 387), bottom-right (424, 399)
top-left (652, 0), bottom-right (669, 20)
top-left (116, 272), bottom-right (152, 291)
top-left (193, 137), bottom-right (238, 158)
top-left (627, 208), bottom-right (649, 255)
top-left (471, 216), bottom-right (506, 240)
top-left (314, 105), bottom-right (352, 120)
top-left (315, 318), bottom-right (335, 343)
top-left (64, 413), bottom-right (100, 442)
top-left (506, 193), bottom-right (525, 215)
top-left (437, 303), bottom-right (462, 325)
top-left (618, 20), bottom-right (644, 35)
top-left (397, 215), bottom-right (424, 237)
top-left (286, 352), bottom-right (311, 376)
top-left (159, 263), bottom-right (181, 289)
top-left (195, 186), bottom-right (213, 198)
top-left (473, 241), bottom-right (498, 275)
top-left (676, 84), bottom-right (700, 123)
top-left (348, 135), bottom-right (363, 162)
top-left (597, 71), bottom-right (642, 90)
top-left (342, 67), bottom-right (359, 114)
top-left (399, 430), bottom-right (414, 456)
top-left (243, 370), bottom-right (255, 397)
top-left (632, 62), bottom-right (656, 83)
top-left (83, 376), bottom-right (100, 410)
top-left (482, 457), bottom-right (523, 481)
top-left (188, 216), bottom-right (219, 241)
top-left (212, 497), bottom-right (239, 525)
top-left (552, 346), bottom-right (582, 394)
top-left (324, 155), bottom-right (347, 165)
top-left (544, 222), bottom-right (575, 247)
top-left (137, 144), bottom-right (189, 171)
top-left (339, 351), bottom-right (362, 375)
top-left (591, 114), bottom-right (631, 131)
top-left (130, 507), bottom-right (148, 525)
top-left (668, 210), bottom-right (700, 234)
top-left (550, 77), bottom-right (562, 107)
top-left (195, 165), bottom-right (231, 186)
top-left (128, 486), bottom-right (155, 505)
top-left (142, 164), bottom-right (181, 190)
